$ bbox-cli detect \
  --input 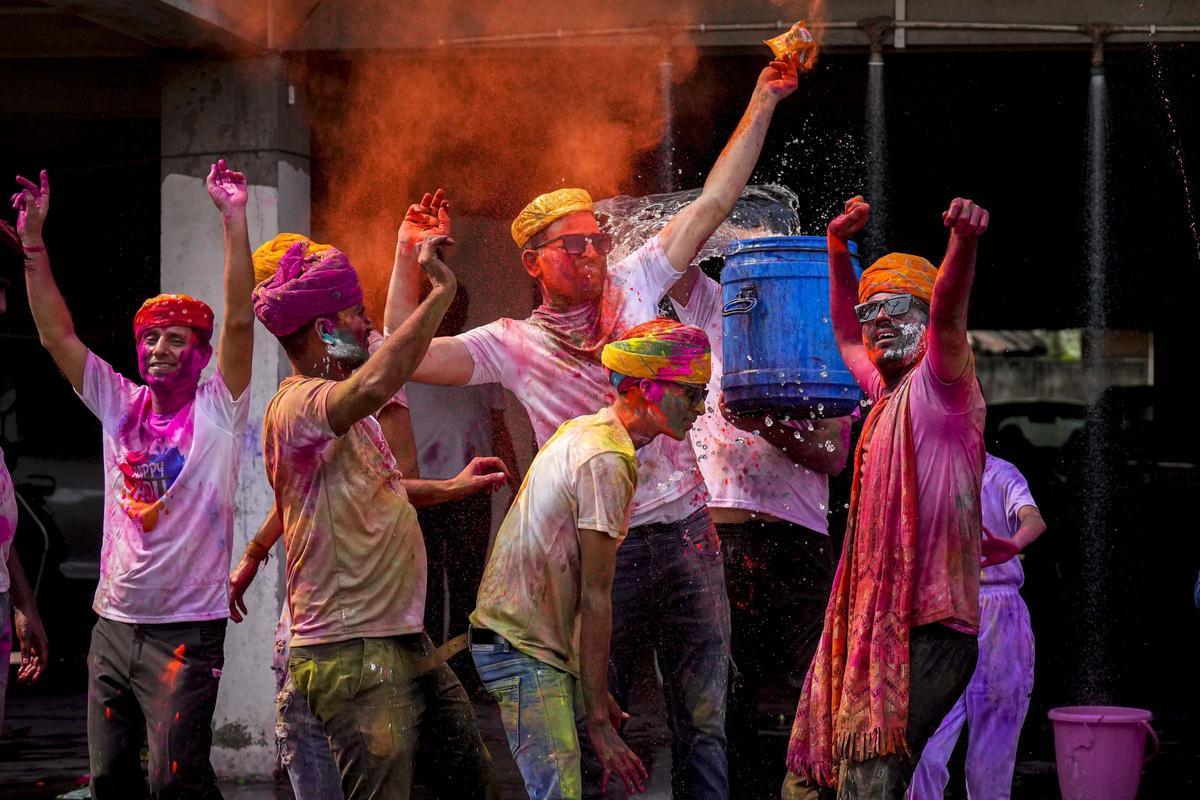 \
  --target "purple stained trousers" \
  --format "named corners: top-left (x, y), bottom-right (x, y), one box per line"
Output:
top-left (908, 584), bottom-right (1036, 800)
